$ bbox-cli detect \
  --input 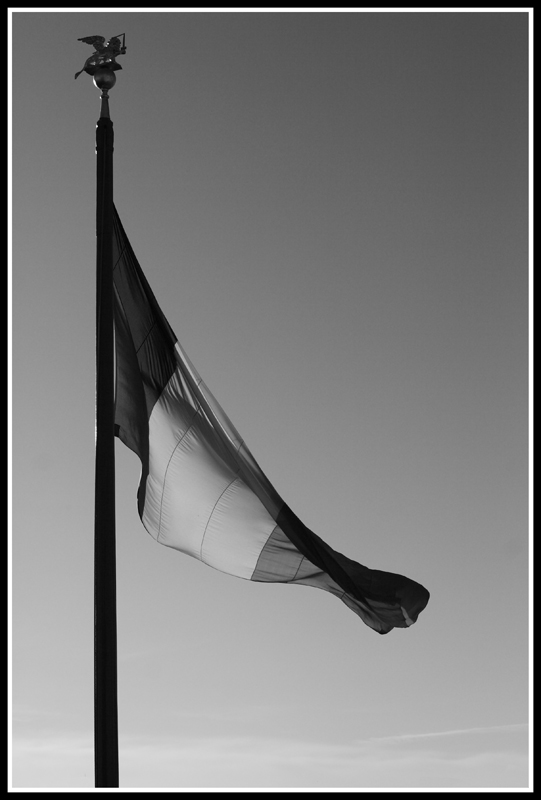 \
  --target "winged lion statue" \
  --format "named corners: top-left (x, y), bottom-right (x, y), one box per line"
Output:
top-left (75, 35), bottom-right (126, 80)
